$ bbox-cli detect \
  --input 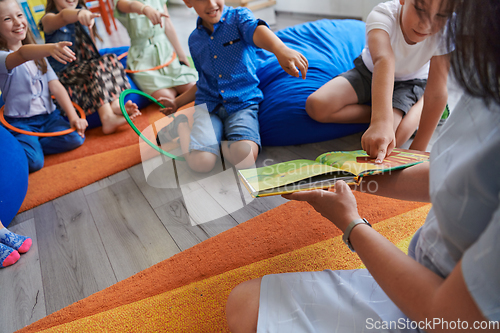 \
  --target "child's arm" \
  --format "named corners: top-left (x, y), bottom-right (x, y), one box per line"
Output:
top-left (409, 54), bottom-right (450, 151)
top-left (5, 43), bottom-right (76, 70)
top-left (252, 26), bottom-right (308, 79)
top-left (162, 5), bottom-right (189, 66)
top-left (115, 0), bottom-right (169, 26)
top-left (157, 84), bottom-right (197, 115)
top-left (361, 29), bottom-right (397, 163)
top-left (48, 79), bottom-right (88, 137)
top-left (41, 9), bottom-right (100, 34)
